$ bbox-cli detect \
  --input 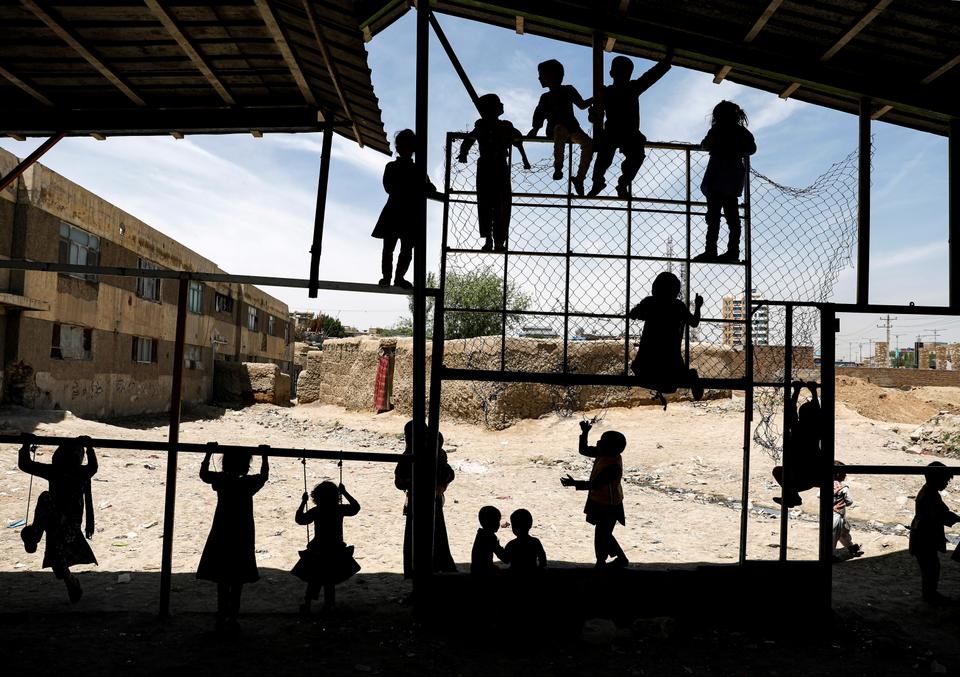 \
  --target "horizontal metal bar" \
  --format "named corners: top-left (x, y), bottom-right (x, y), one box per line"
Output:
top-left (450, 189), bottom-right (716, 209)
top-left (0, 260), bottom-right (439, 296)
top-left (439, 367), bottom-right (746, 389)
top-left (0, 434), bottom-right (408, 463)
top-left (449, 132), bottom-right (705, 152)
top-left (446, 306), bottom-right (622, 319)
top-left (830, 303), bottom-right (960, 316)
top-left (443, 248), bottom-right (747, 267)
top-left (447, 197), bottom-right (706, 217)
top-left (841, 464), bottom-right (960, 475)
